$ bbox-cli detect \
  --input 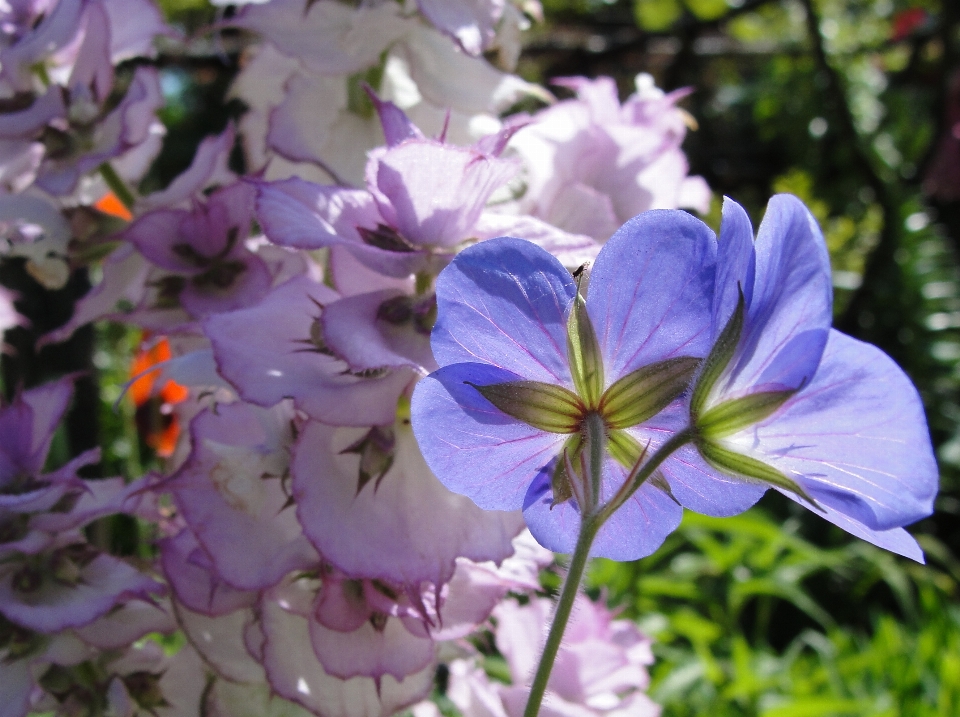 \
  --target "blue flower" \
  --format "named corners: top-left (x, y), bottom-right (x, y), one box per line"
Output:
top-left (412, 196), bottom-right (938, 563)
top-left (412, 210), bottom-right (717, 560)
top-left (686, 196), bottom-right (937, 561)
